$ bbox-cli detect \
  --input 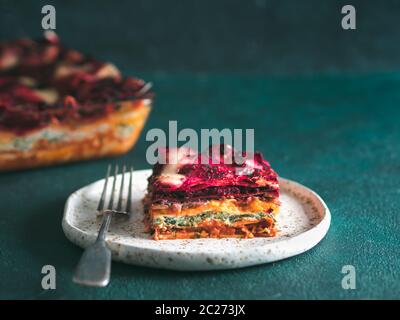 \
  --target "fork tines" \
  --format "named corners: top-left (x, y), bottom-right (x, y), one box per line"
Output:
top-left (98, 164), bottom-right (134, 215)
